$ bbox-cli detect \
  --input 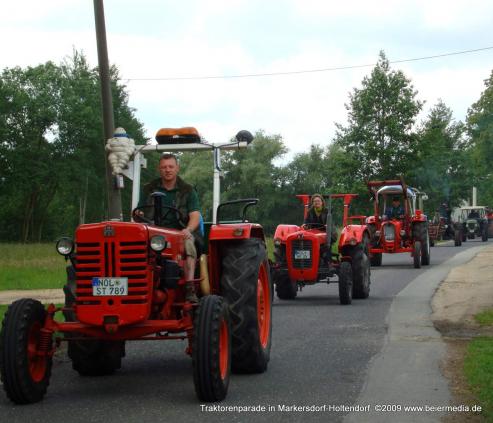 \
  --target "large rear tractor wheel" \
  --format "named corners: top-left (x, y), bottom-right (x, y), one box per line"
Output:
top-left (193, 295), bottom-right (231, 402)
top-left (413, 241), bottom-right (422, 269)
top-left (351, 250), bottom-right (370, 299)
top-left (221, 238), bottom-right (272, 373)
top-left (0, 299), bottom-right (53, 404)
top-left (370, 252), bottom-right (382, 266)
top-left (338, 261), bottom-right (353, 305)
top-left (274, 274), bottom-right (297, 300)
top-left (454, 229), bottom-right (462, 247)
top-left (413, 223), bottom-right (430, 266)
